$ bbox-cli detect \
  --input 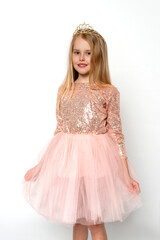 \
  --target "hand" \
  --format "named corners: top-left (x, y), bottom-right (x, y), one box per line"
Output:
top-left (128, 177), bottom-right (141, 194)
top-left (24, 165), bottom-right (40, 181)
